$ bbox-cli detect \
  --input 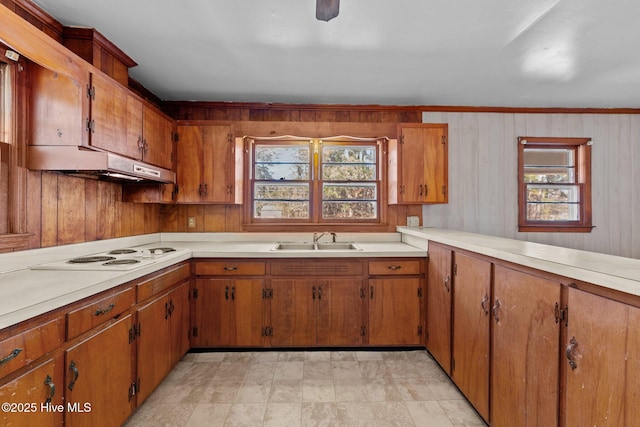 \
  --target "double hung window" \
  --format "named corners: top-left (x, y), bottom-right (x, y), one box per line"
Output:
top-left (518, 137), bottom-right (592, 232)
top-left (248, 136), bottom-right (382, 225)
